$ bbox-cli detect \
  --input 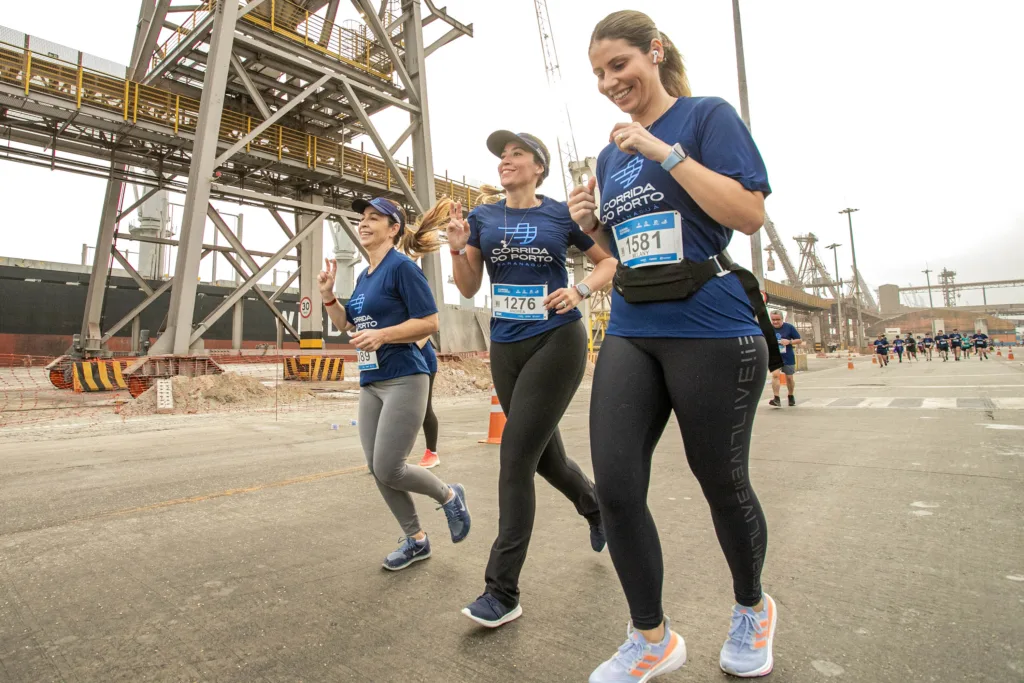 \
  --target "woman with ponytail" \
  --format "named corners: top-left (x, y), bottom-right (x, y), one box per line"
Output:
top-left (572, 10), bottom-right (777, 681)
top-left (319, 196), bottom-right (471, 572)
